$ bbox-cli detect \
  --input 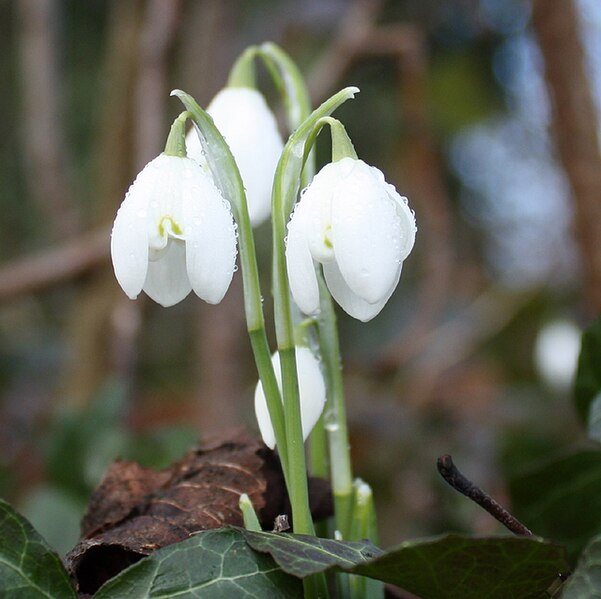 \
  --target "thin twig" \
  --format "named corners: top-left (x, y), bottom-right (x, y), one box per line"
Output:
top-left (437, 454), bottom-right (533, 536)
